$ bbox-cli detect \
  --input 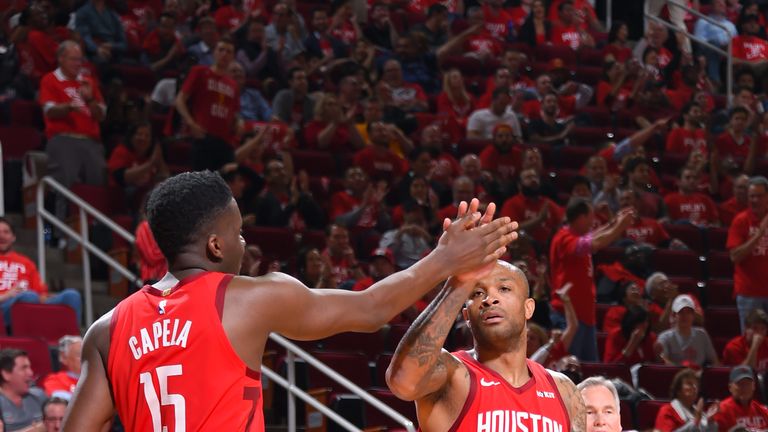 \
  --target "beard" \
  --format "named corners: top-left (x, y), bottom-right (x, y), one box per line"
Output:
top-left (521, 185), bottom-right (541, 198)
